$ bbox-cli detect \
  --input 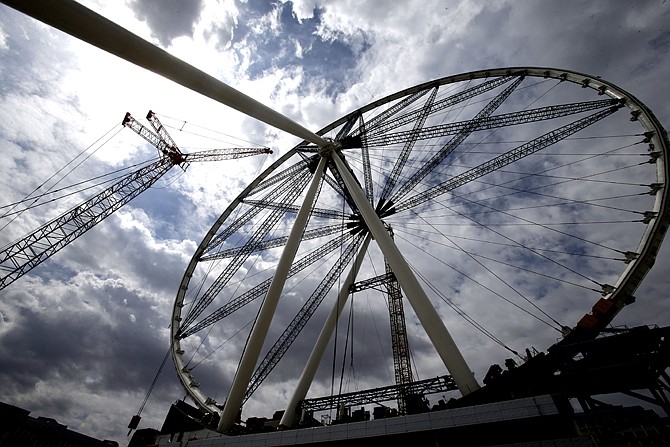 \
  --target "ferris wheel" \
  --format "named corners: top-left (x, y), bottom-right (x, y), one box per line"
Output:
top-left (170, 68), bottom-right (670, 430)
top-left (4, 0), bottom-right (669, 436)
